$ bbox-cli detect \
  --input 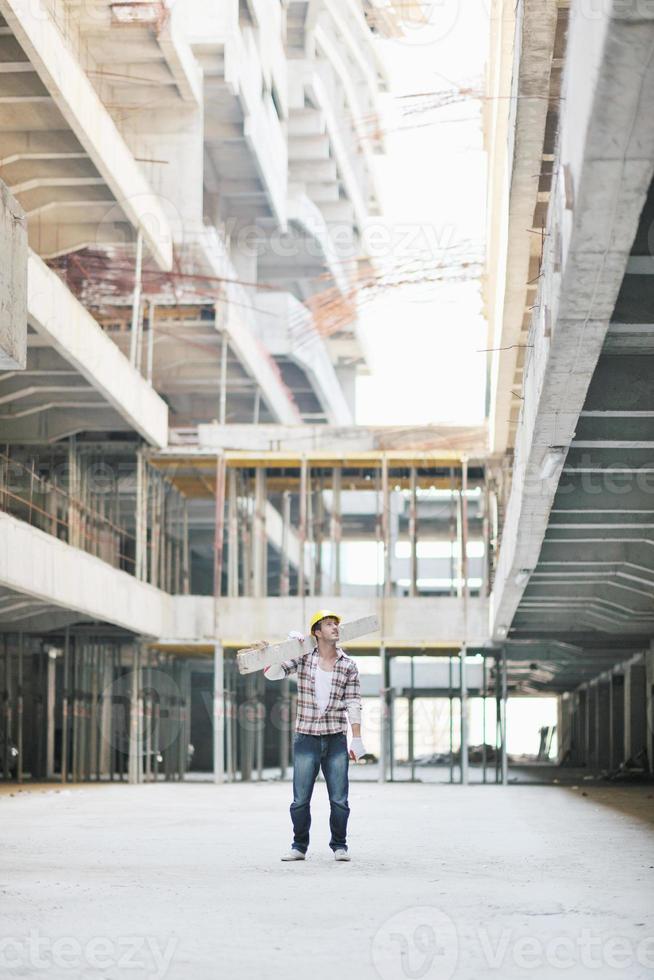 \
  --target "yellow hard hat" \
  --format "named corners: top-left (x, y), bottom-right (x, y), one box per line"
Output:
top-left (309, 609), bottom-right (341, 632)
